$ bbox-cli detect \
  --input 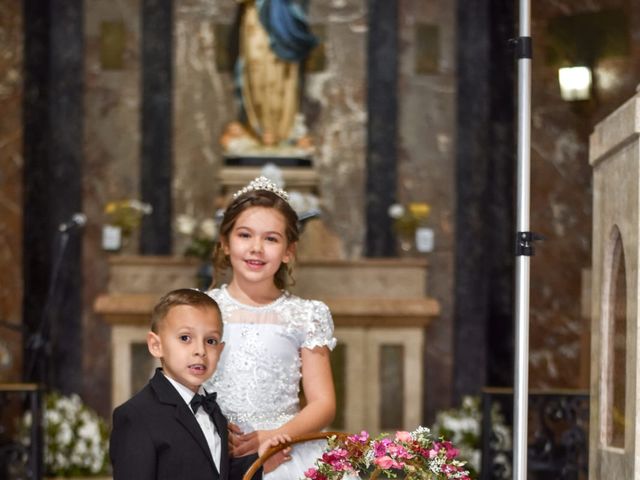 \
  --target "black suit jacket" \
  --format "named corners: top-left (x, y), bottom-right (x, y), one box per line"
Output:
top-left (110, 368), bottom-right (259, 480)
